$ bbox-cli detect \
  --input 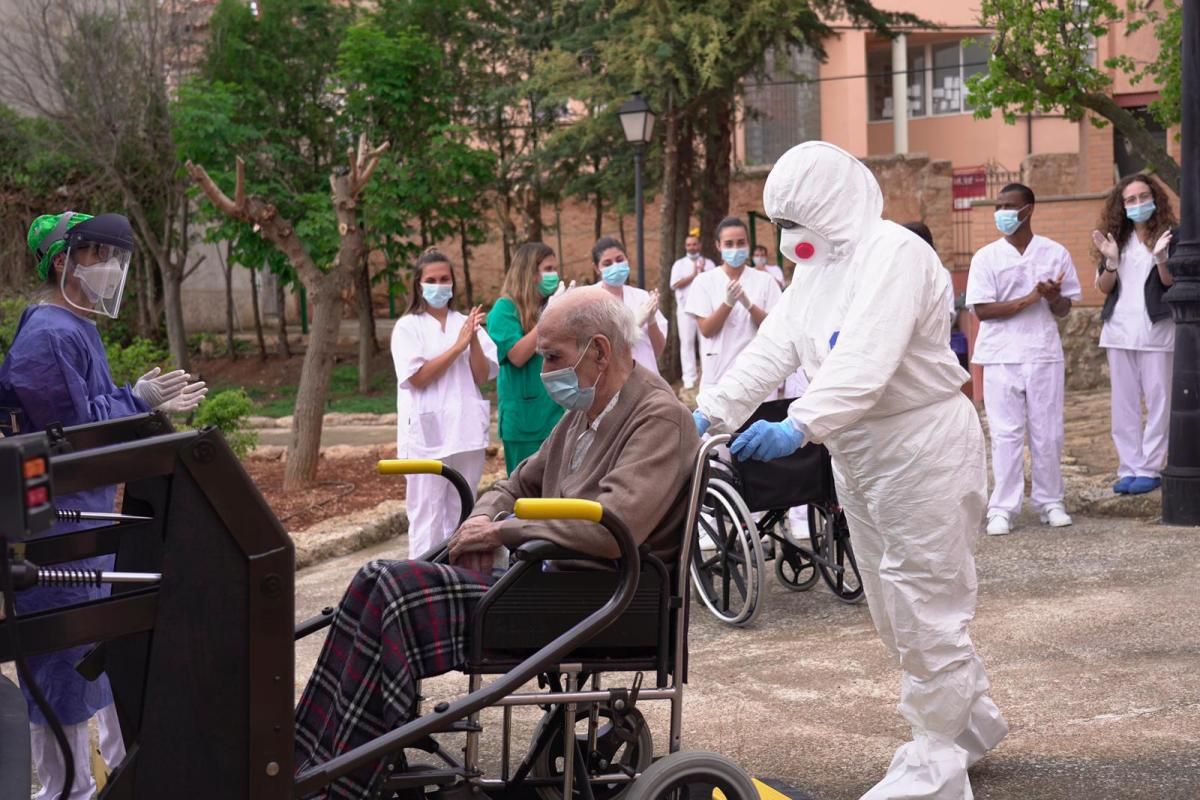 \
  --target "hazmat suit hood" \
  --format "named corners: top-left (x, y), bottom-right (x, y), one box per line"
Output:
top-left (763, 141), bottom-right (883, 265)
